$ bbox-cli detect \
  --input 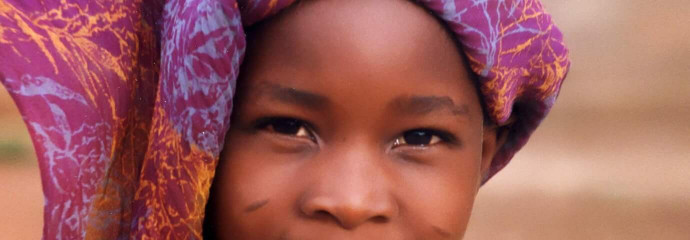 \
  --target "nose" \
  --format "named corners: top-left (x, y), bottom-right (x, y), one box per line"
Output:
top-left (301, 191), bottom-right (397, 229)
top-left (299, 149), bottom-right (398, 229)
